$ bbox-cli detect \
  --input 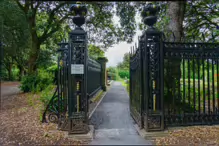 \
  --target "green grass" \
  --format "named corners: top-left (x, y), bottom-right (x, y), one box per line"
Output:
top-left (90, 90), bottom-right (104, 102)
top-left (118, 79), bottom-right (127, 87)
top-left (118, 79), bottom-right (130, 94)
